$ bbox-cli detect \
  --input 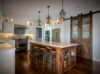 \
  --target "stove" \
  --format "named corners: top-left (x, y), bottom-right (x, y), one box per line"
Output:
top-left (15, 39), bottom-right (28, 52)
